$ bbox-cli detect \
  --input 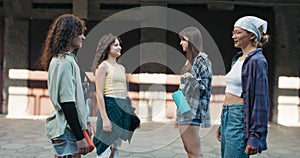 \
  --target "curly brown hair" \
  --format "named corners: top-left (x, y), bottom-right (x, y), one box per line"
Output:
top-left (92, 33), bottom-right (121, 74)
top-left (39, 14), bottom-right (86, 70)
